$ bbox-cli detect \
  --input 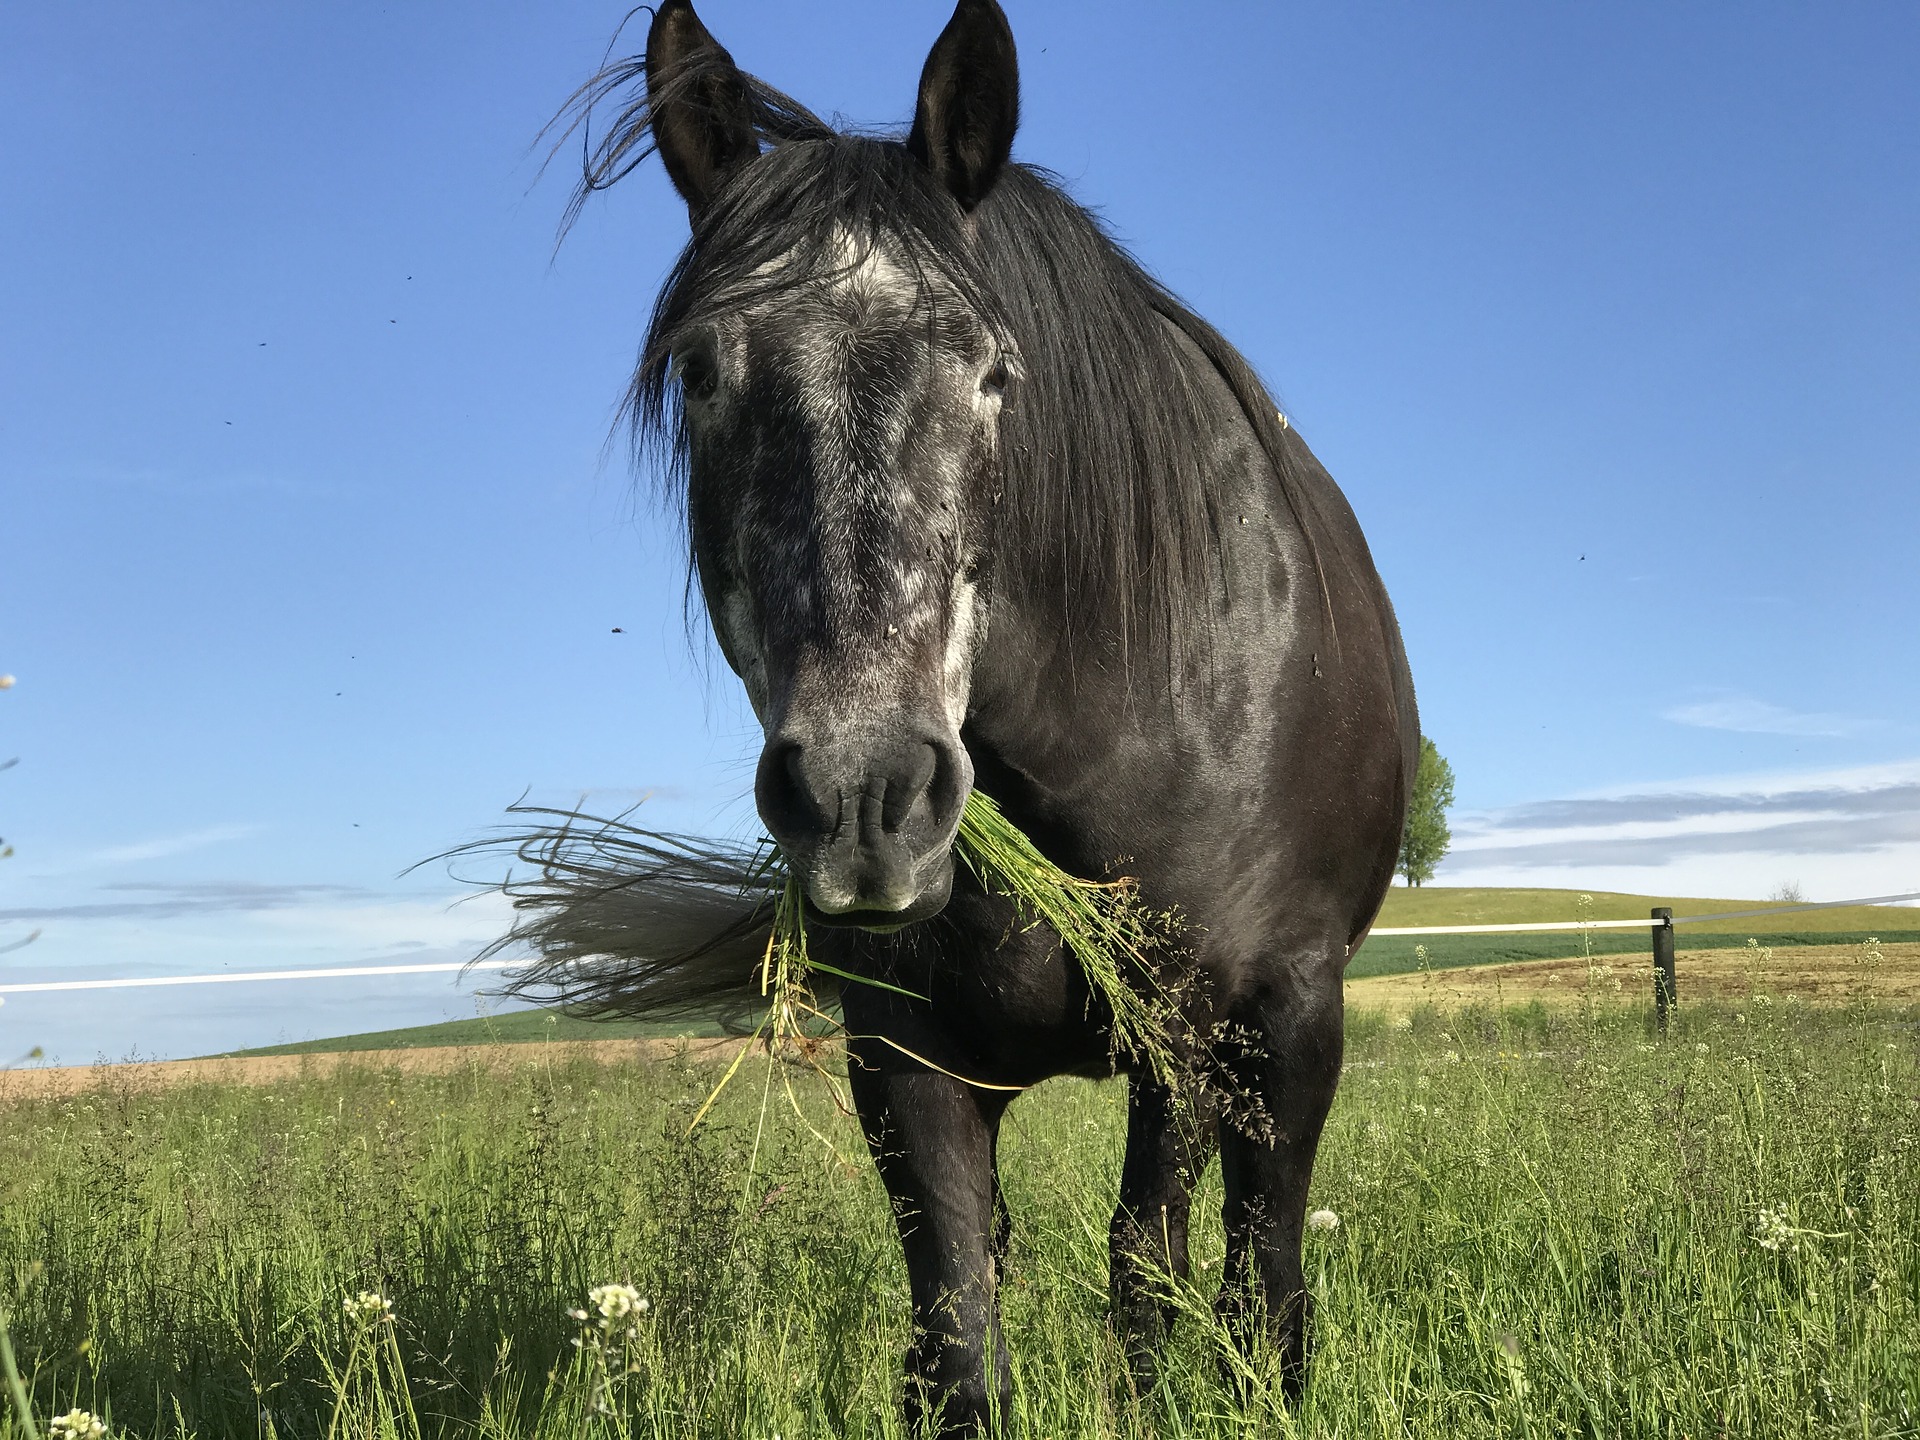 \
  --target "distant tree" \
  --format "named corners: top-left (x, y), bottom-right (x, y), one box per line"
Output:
top-left (1398, 736), bottom-right (1456, 887)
